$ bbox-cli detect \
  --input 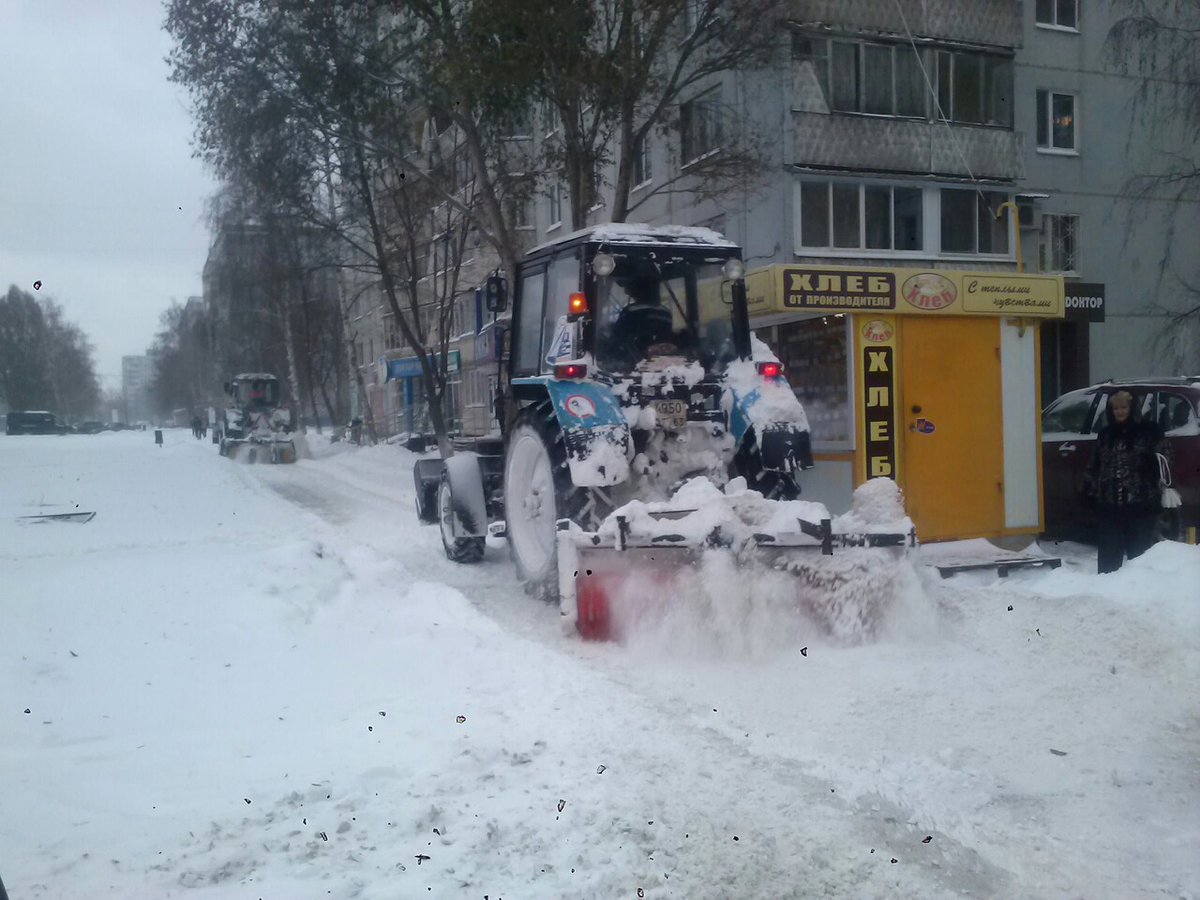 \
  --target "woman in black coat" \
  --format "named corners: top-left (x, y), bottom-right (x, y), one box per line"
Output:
top-left (1082, 390), bottom-right (1170, 573)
